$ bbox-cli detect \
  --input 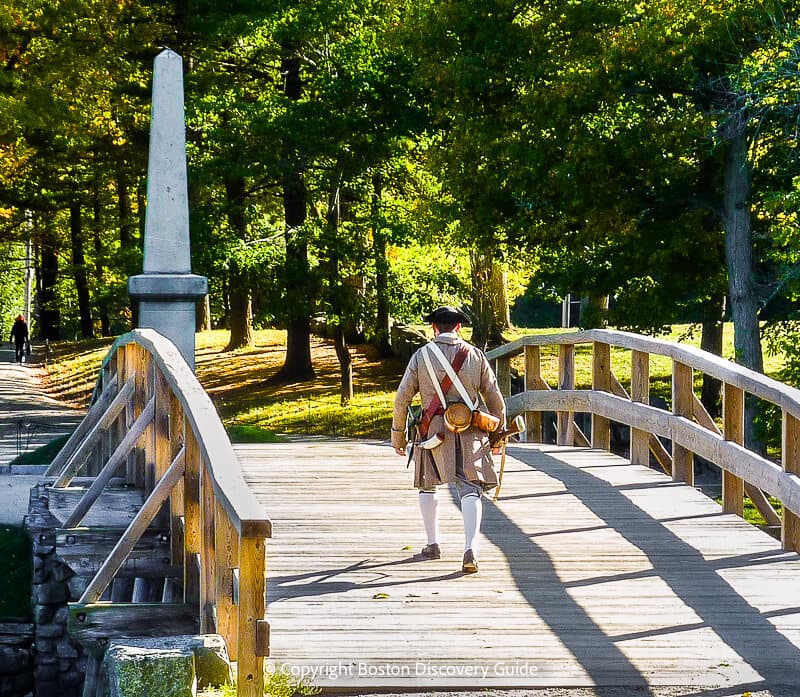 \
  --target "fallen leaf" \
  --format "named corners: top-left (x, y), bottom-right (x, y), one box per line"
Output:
top-left (372, 592), bottom-right (389, 599)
